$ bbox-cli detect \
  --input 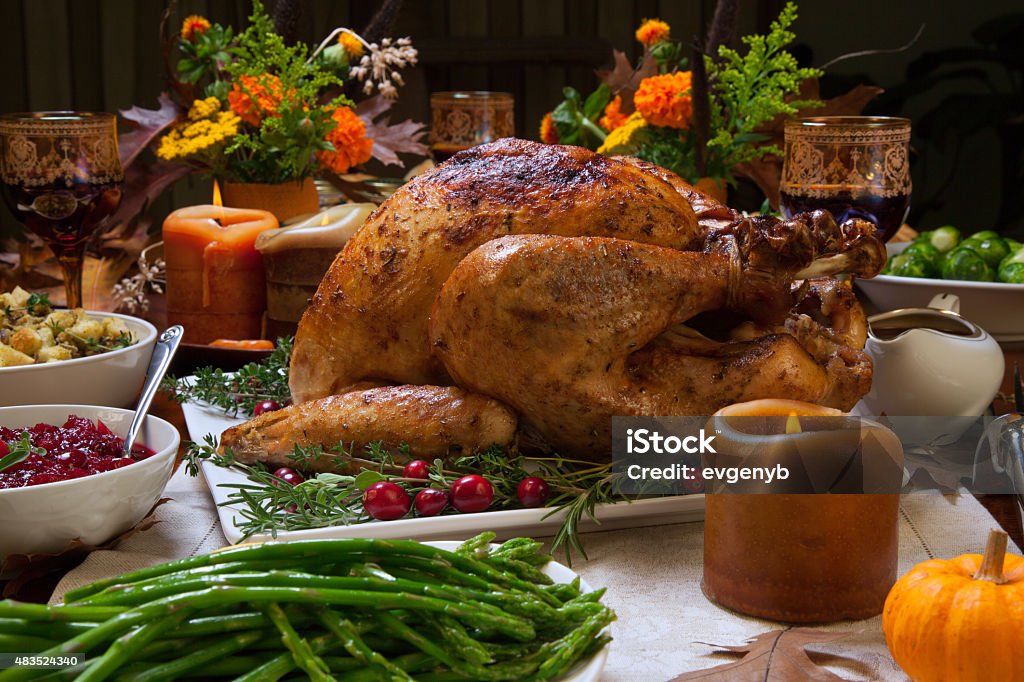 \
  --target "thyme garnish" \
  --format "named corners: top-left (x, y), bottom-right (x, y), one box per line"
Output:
top-left (184, 435), bottom-right (629, 564)
top-left (163, 337), bottom-right (293, 417)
